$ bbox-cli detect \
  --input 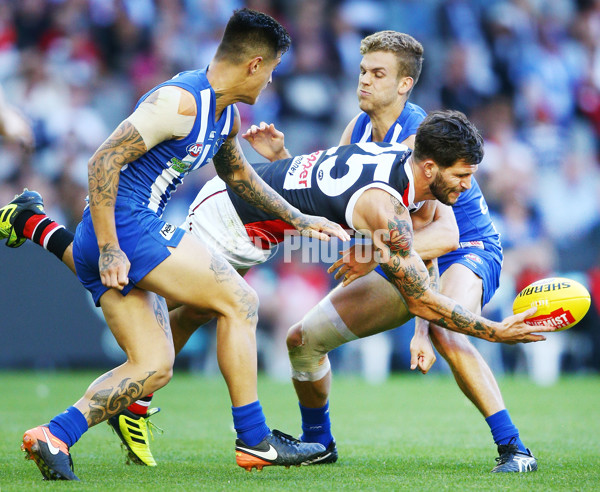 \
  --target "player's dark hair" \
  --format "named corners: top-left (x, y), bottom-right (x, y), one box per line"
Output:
top-left (413, 110), bottom-right (484, 168)
top-left (215, 8), bottom-right (291, 63)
